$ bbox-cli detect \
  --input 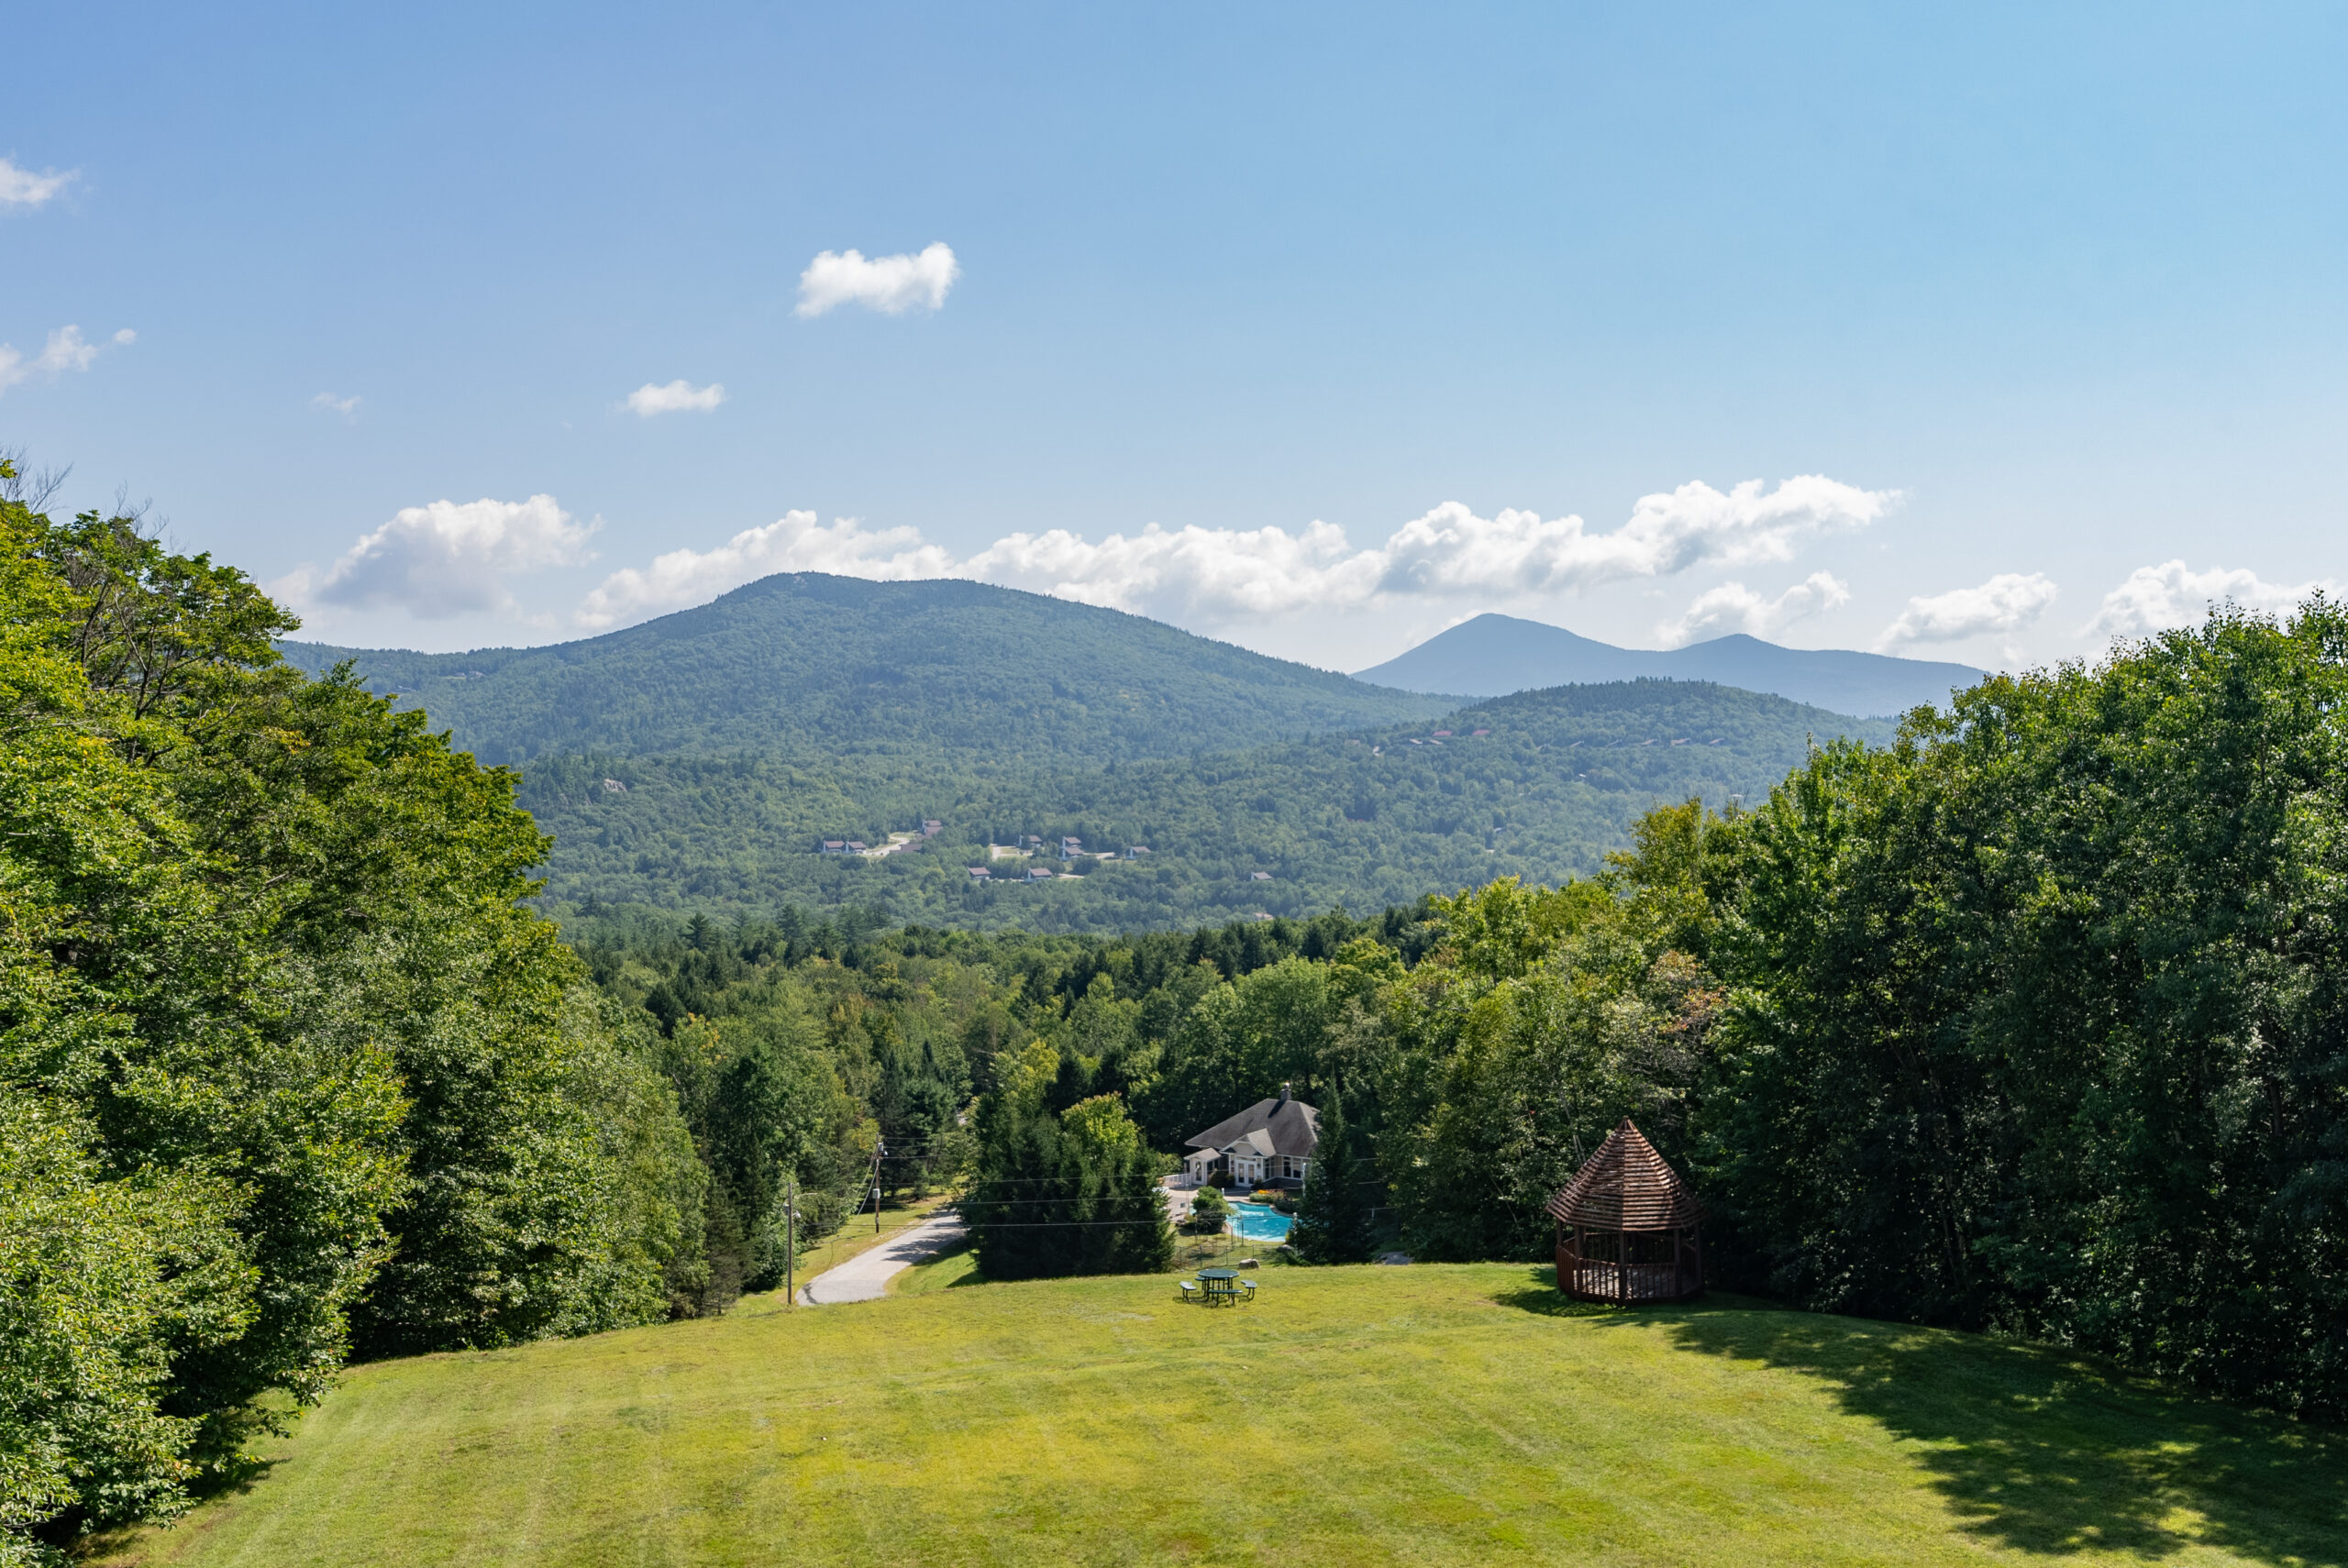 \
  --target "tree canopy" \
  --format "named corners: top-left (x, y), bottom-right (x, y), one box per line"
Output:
top-left (0, 474), bottom-right (697, 1563)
